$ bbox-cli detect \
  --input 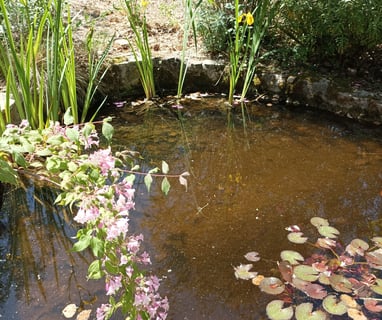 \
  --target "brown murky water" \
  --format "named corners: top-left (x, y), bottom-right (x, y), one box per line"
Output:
top-left (1, 98), bottom-right (382, 319)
